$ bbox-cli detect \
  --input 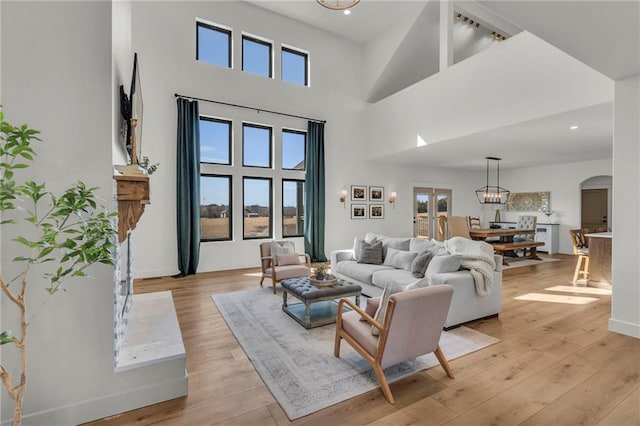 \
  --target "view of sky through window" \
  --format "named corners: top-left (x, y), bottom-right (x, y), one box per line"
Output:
top-left (200, 118), bottom-right (230, 164)
top-left (243, 36), bottom-right (271, 77)
top-left (282, 130), bottom-right (305, 170)
top-left (243, 124), bottom-right (271, 168)
top-left (282, 48), bottom-right (307, 86)
top-left (197, 23), bottom-right (230, 67)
